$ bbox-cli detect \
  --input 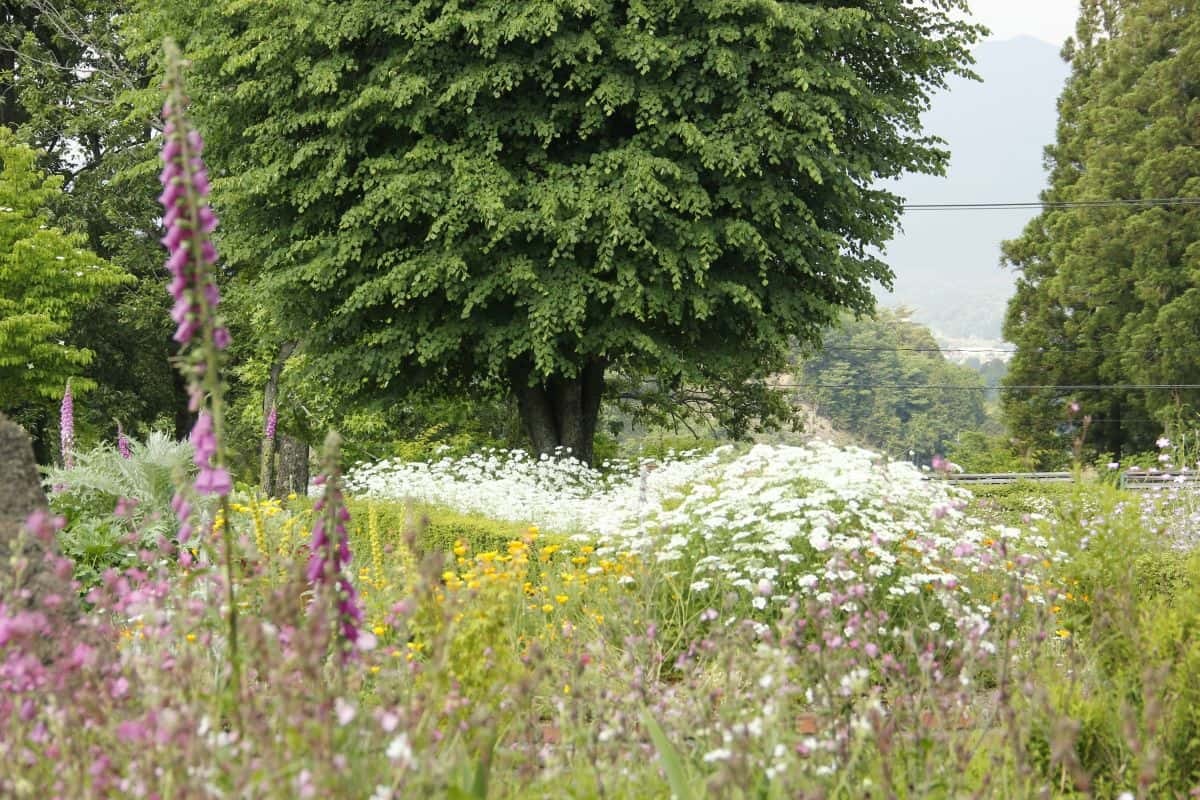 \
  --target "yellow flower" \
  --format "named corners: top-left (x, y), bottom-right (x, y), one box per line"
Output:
top-left (186, 633), bottom-right (197, 643)
top-left (580, 545), bottom-right (594, 554)
top-left (373, 625), bottom-right (387, 637)
top-left (1056, 628), bottom-right (1071, 639)
top-left (541, 603), bottom-right (554, 614)
top-left (562, 684), bottom-right (571, 695)
top-left (555, 594), bottom-right (569, 605)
